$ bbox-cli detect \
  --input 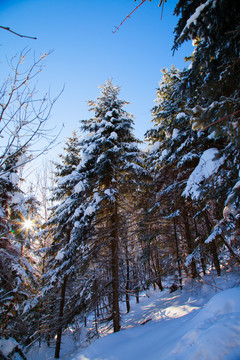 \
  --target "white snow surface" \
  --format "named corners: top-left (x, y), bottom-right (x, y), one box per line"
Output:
top-left (176, 112), bottom-right (186, 120)
top-left (28, 271), bottom-right (240, 360)
top-left (172, 128), bottom-right (179, 139)
top-left (11, 192), bottom-right (25, 205)
top-left (182, 148), bottom-right (225, 199)
top-left (9, 172), bottom-right (19, 185)
top-left (0, 337), bottom-right (17, 356)
top-left (109, 131), bottom-right (118, 140)
top-left (74, 181), bottom-right (86, 194)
